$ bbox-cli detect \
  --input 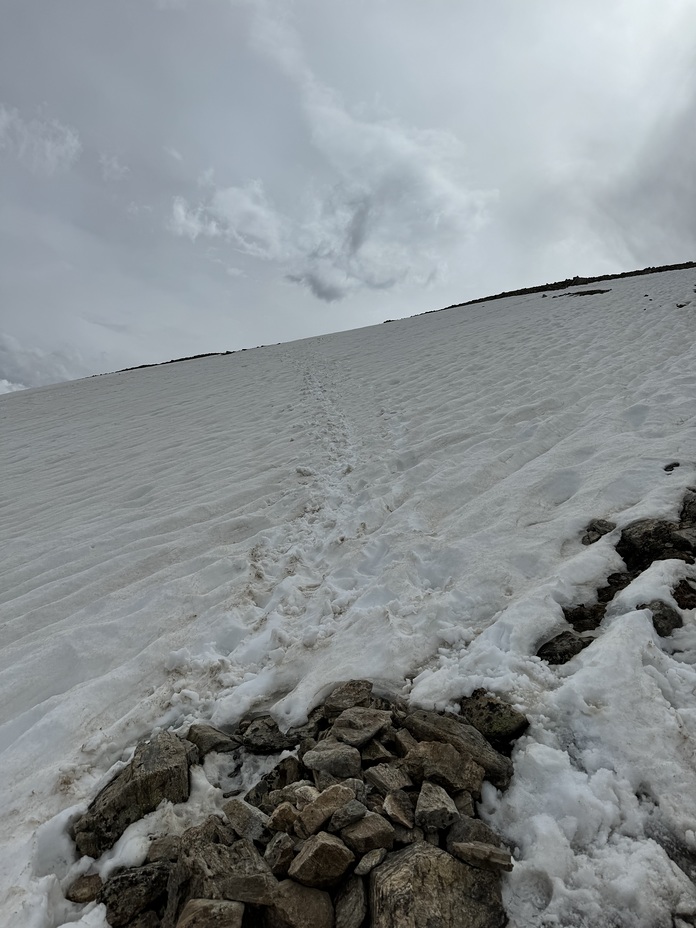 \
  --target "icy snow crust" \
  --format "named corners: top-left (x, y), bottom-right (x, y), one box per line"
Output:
top-left (2, 269), bottom-right (696, 926)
